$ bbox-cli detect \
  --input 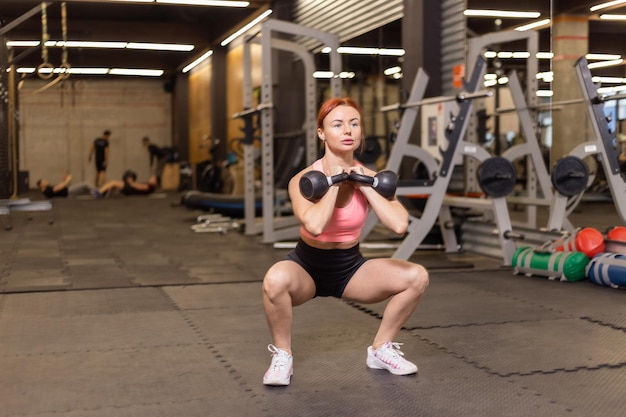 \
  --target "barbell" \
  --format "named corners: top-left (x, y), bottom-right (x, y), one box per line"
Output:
top-left (381, 90), bottom-right (493, 113)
